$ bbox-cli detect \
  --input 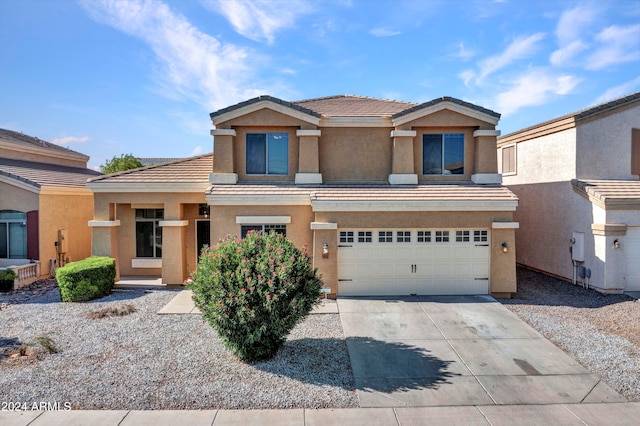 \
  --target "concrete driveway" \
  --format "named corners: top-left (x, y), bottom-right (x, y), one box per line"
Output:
top-left (338, 295), bottom-right (627, 408)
